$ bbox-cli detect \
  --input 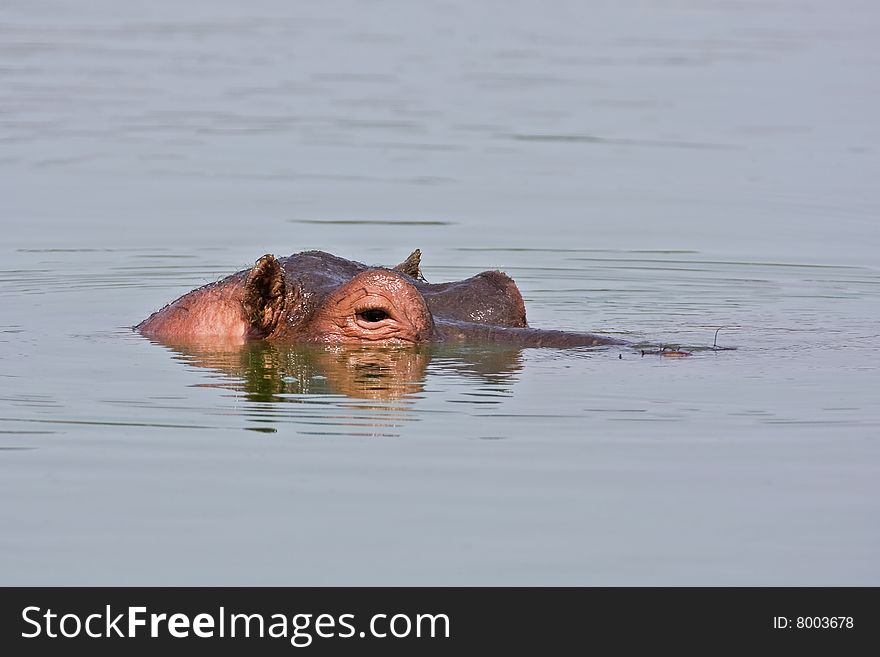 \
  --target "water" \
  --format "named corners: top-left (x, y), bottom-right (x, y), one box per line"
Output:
top-left (1, 0), bottom-right (878, 585)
